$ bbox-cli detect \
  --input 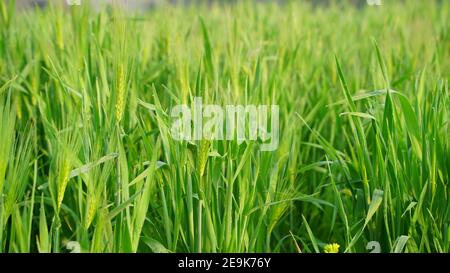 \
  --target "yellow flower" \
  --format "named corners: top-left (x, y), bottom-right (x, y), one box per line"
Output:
top-left (324, 243), bottom-right (340, 253)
